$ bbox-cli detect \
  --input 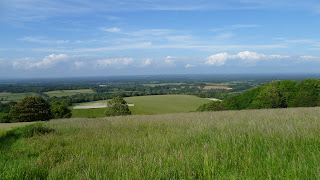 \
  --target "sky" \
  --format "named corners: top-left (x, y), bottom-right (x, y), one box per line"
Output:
top-left (1, 0), bottom-right (320, 78)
